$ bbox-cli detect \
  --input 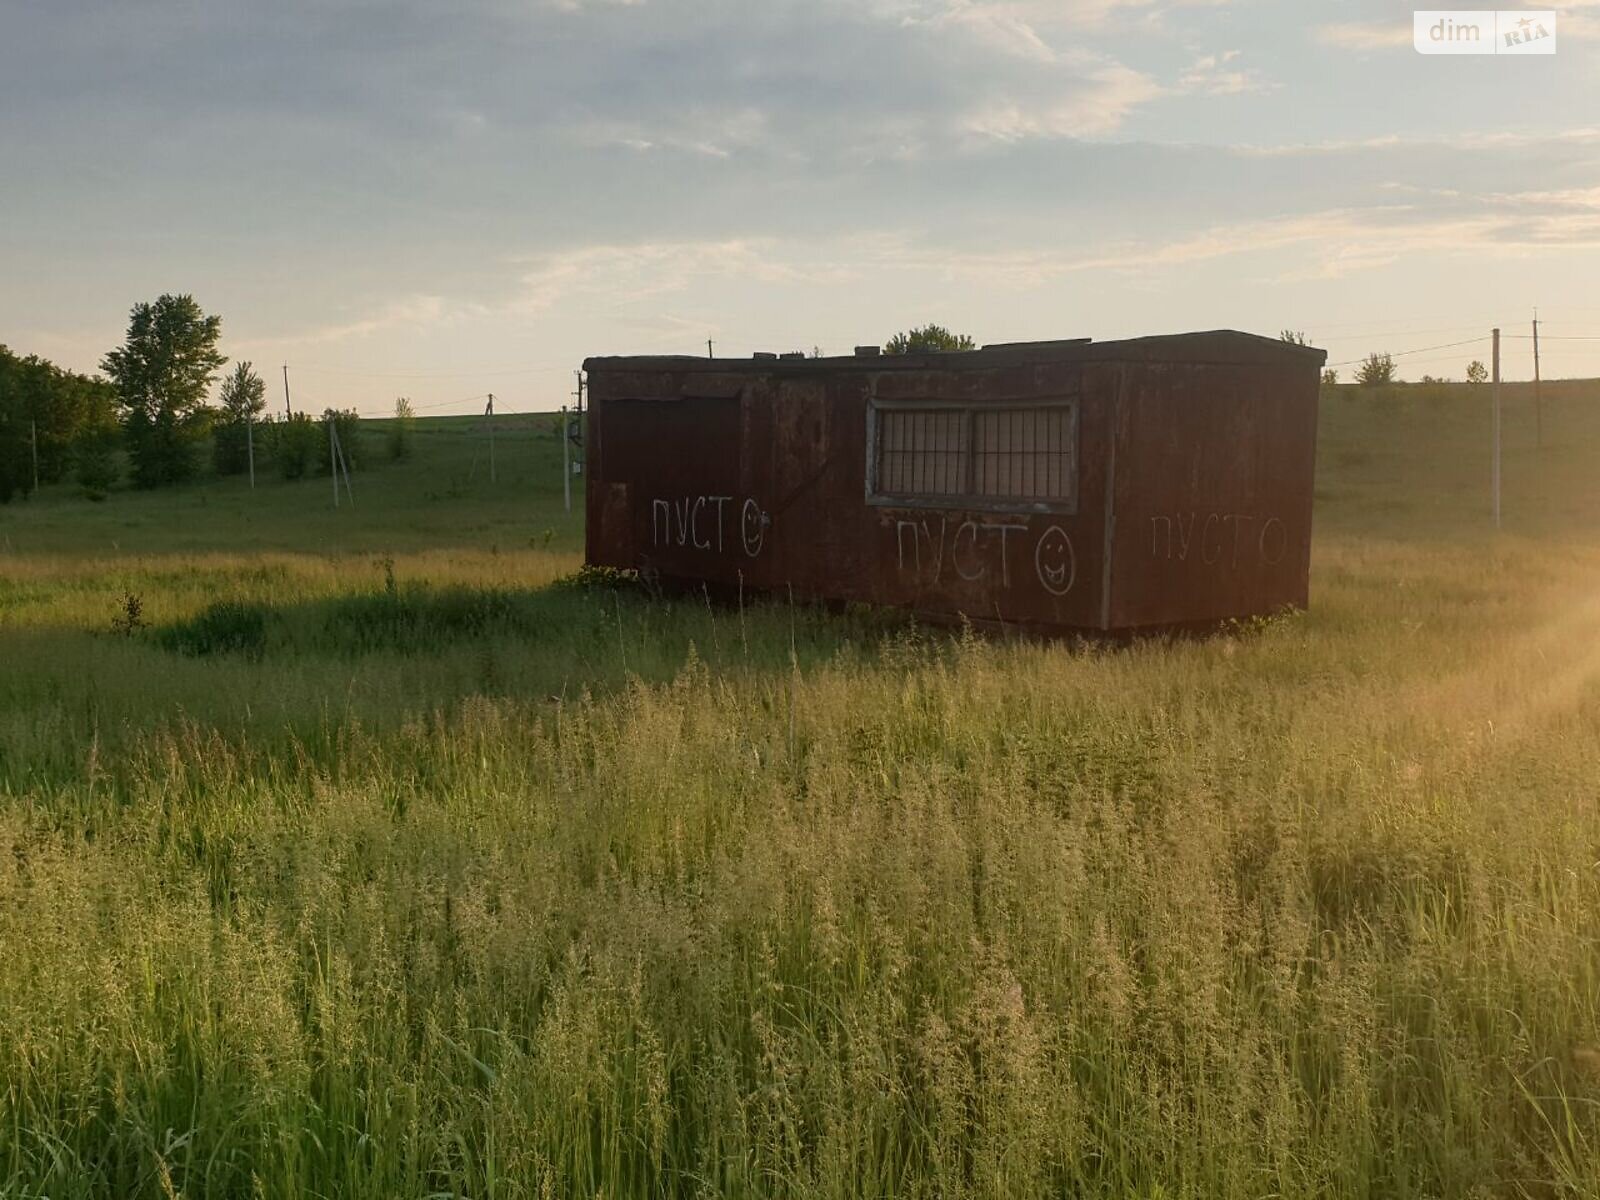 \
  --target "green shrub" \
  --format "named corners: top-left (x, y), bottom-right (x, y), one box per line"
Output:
top-left (323, 408), bottom-right (361, 473)
top-left (268, 413), bottom-right (321, 480)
